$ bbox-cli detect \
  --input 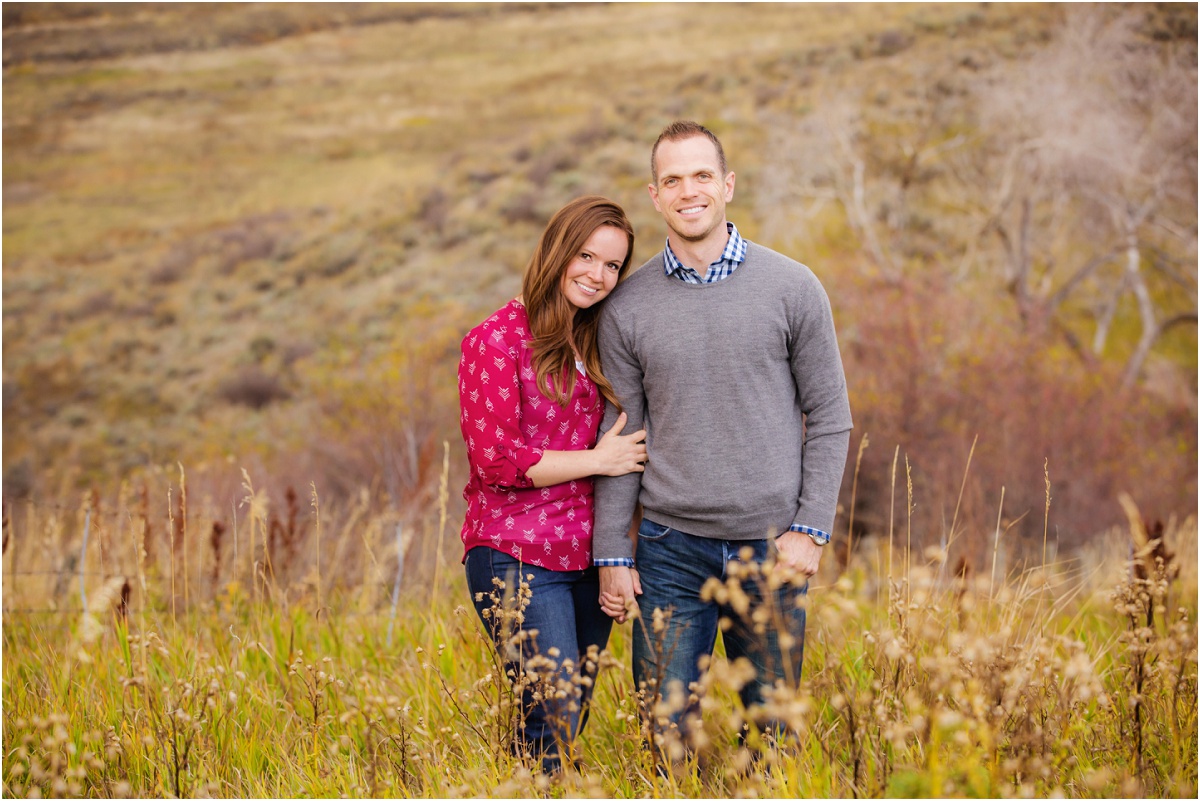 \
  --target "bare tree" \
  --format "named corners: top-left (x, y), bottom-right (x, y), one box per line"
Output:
top-left (756, 69), bottom-right (968, 284)
top-left (970, 7), bottom-right (1197, 388)
top-left (755, 6), bottom-right (1195, 392)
